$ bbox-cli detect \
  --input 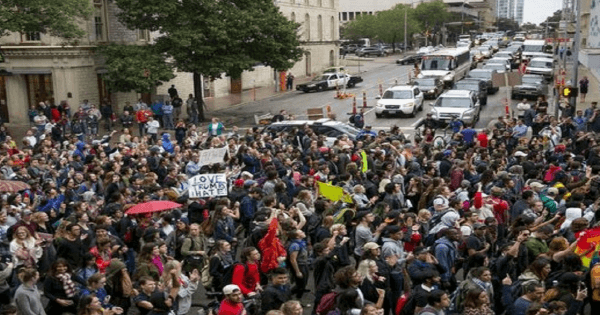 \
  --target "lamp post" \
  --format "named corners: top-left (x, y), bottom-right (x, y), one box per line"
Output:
top-left (570, 0), bottom-right (581, 109)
